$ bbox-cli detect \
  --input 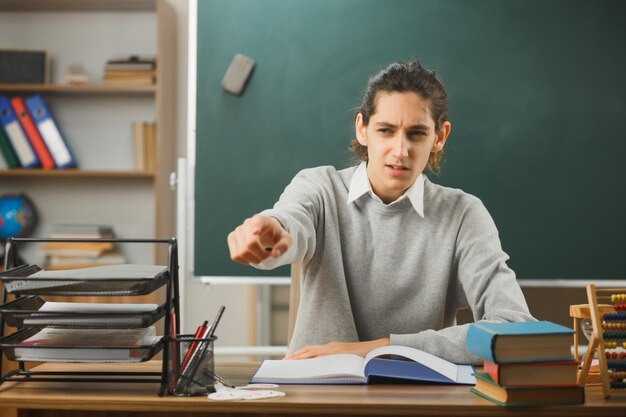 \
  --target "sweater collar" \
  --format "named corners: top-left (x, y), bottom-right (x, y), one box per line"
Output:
top-left (347, 162), bottom-right (424, 217)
